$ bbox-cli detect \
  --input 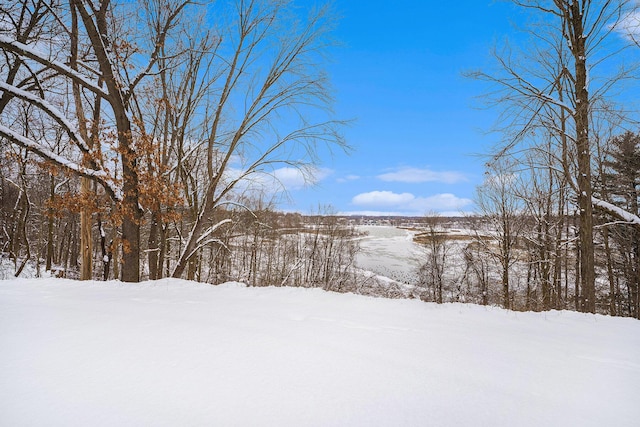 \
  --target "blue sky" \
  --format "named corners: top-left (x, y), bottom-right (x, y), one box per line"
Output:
top-left (278, 1), bottom-right (519, 216)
